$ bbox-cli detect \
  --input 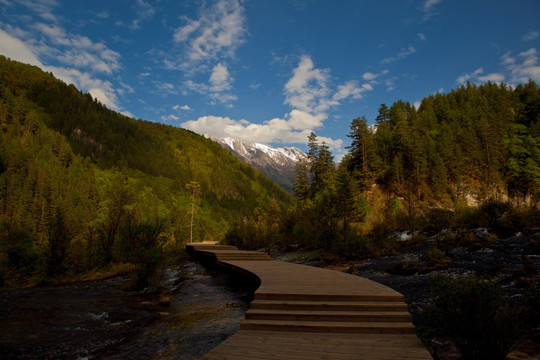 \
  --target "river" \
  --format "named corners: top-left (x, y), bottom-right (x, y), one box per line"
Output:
top-left (0, 261), bottom-right (250, 359)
